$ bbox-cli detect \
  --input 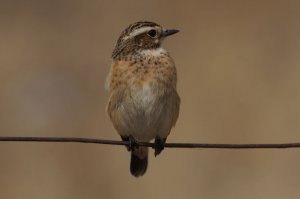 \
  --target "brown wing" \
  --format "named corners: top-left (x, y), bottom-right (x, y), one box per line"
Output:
top-left (106, 90), bottom-right (127, 136)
